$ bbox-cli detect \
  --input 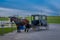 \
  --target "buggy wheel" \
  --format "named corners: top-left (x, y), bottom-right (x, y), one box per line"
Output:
top-left (45, 25), bottom-right (49, 30)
